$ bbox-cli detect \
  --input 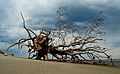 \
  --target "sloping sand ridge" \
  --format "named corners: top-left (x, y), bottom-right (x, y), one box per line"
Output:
top-left (0, 54), bottom-right (120, 74)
